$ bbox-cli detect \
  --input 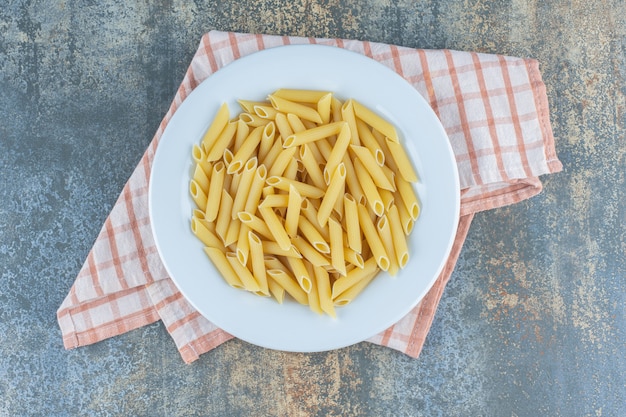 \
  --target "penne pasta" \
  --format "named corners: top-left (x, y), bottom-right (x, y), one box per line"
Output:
top-left (201, 103), bottom-right (230, 154)
top-left (317, 163), bottom-right (346, 227)
top-left (352, 99), bottom-right (399, 142)
top-left (248, 231), bottom-right (269, 295)
top-left (205, 161), bottom-right (225, 222)
top-left (357, 204), bottom-right (390, 271)
top-left (269, 94), bottom-right (323, 124)
top-left (189, 89), bottom-right (420, 316)
top-left (203, 247), bottom-right (244, 289)
top-left (385, 137), bottom-right (418, 182)
top-left (328, 217), bottom-right (347, 276)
